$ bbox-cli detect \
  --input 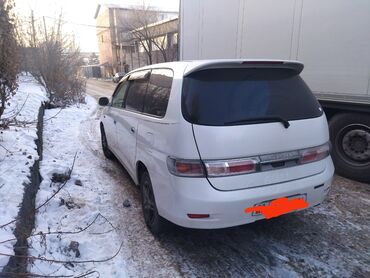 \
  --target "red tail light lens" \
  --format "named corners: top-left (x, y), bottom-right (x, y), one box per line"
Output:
top-left (167, 158), bottom-right (206, 177)
top-left (299, 143), bottom-right (330, 164)
top-left (167, 157), bottom-right (258, 177)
